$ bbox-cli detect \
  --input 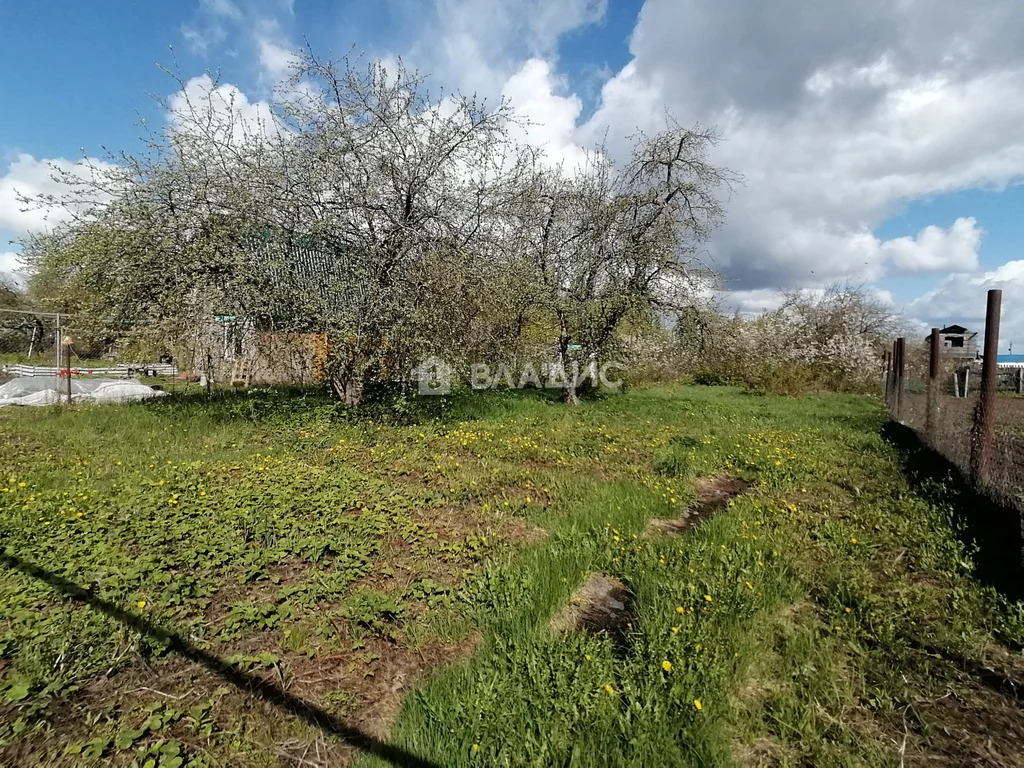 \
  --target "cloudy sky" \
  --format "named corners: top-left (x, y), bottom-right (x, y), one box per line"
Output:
top-left (2, 0), bottom-right (1024, 345)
